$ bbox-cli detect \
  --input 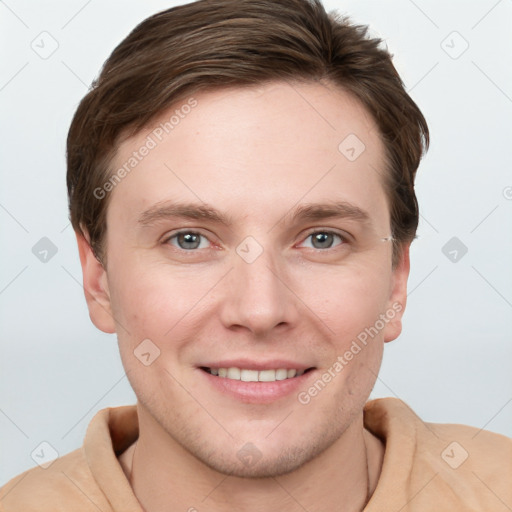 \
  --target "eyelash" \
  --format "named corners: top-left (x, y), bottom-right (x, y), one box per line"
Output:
top-left (162, 229), bottom-right (350, 253)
